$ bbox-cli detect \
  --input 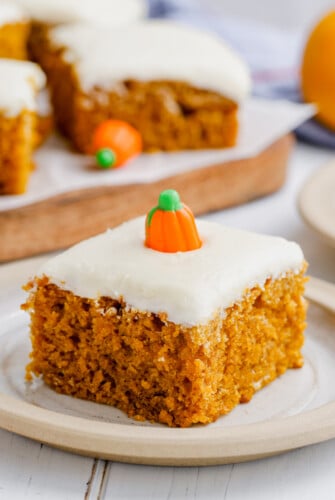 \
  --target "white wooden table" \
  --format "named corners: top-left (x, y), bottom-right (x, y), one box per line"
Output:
top-left (1, 141), bottom-right (335, 499)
